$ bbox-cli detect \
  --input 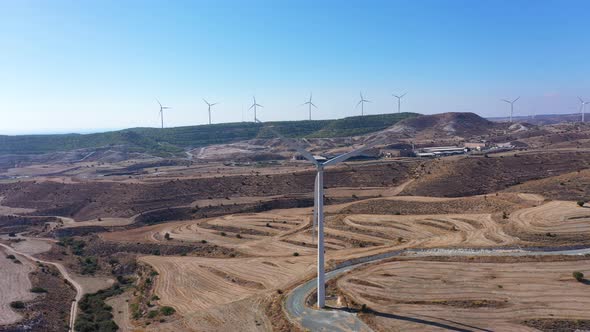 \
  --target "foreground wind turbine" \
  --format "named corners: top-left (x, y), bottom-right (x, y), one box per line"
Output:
top-left (501, 96), bottom-right (520, 123)
top-left (392, 92), bottom-right (407, 113)
top-left (156, 99), bottom-right (171, 129)
top-left (356, 92), bottom-right (371, 116)
top-left (301, 93), bottom-right (317, 120)
top-left (579, 97), bottom-right (590, 122)
top-left (264, 123), bottom-right (386, 309)
top-left (249, 96), bottom-right (263, 122)
top-left (203, 99), bottom-right (219, 125)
